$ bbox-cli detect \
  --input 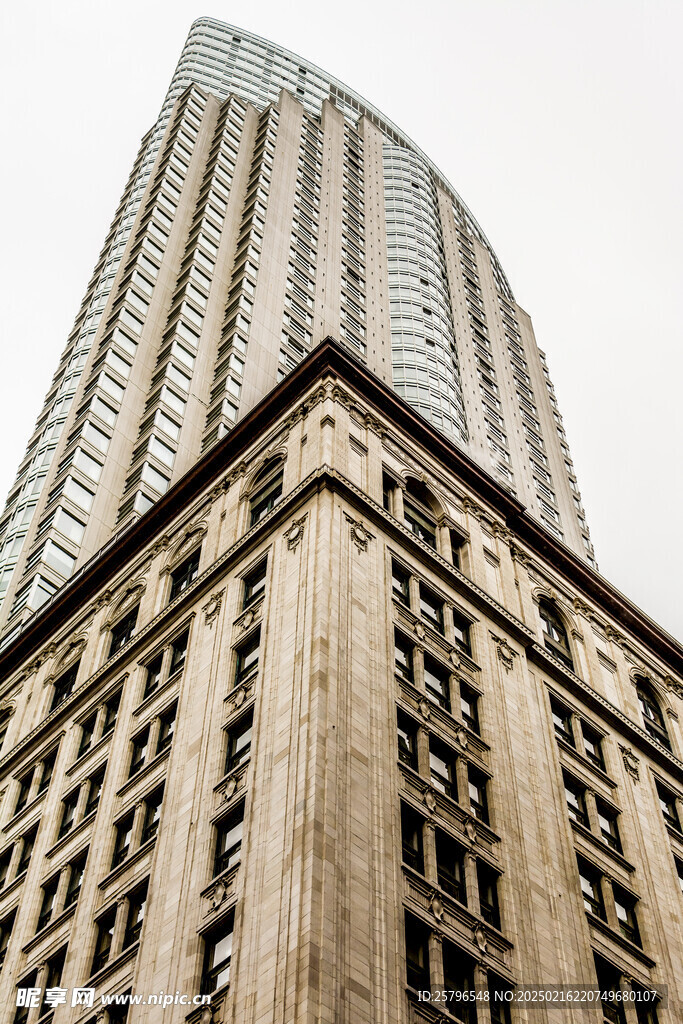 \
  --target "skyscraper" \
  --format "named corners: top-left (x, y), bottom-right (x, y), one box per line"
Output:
top-left (0, 19), bottom-right (595, 648)
top-left (0, 19), bottom-right (681, 1024)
